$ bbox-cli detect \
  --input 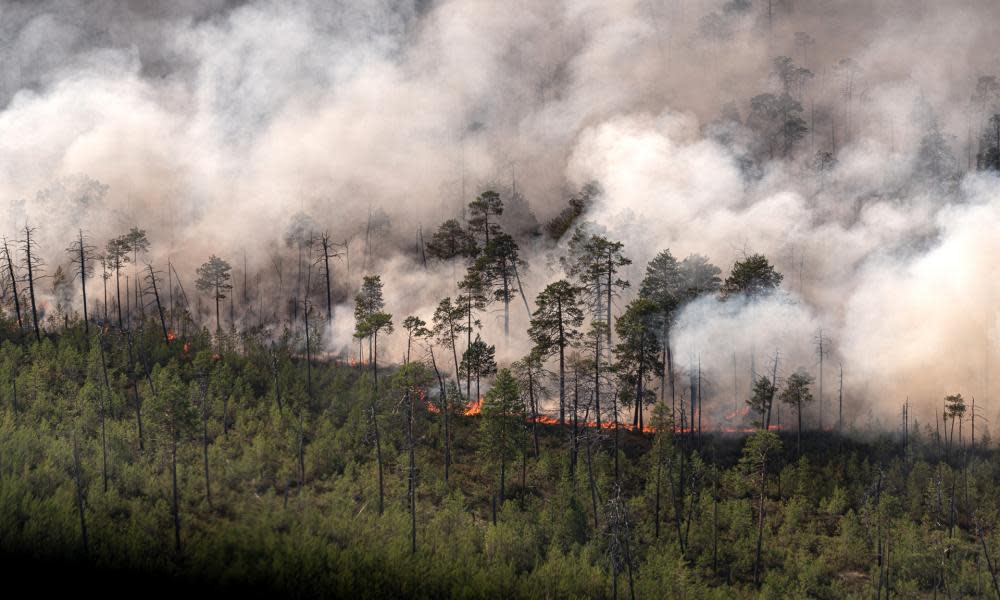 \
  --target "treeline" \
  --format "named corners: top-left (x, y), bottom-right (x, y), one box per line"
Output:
top-left (2, 184), bottom-right (998, 598)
